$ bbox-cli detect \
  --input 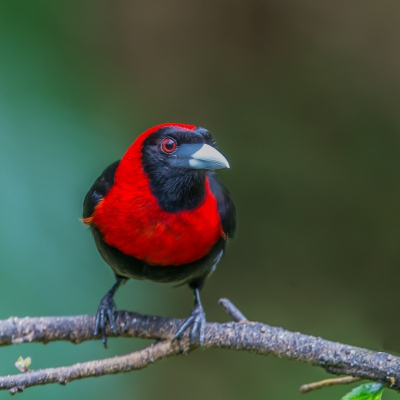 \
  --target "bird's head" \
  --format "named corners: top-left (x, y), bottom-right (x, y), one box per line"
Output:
top-left (141, 124), bottom-right (229, 172)
top-left (119, 124), bottom-right (230, 212)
